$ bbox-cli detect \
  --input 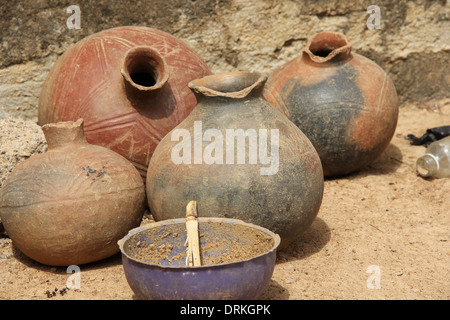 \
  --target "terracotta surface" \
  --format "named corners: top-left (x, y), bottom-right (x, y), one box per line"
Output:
top-left (146, 72), bottom-right (324, 250)
top-left (0, 119), bottom-right (146, 266)
top-left (38, 26), bottom-right (211, 178)
top-left (0, 101), bottom-right (448, 300)
top-left (264, 31), bottom-right (399, 177)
